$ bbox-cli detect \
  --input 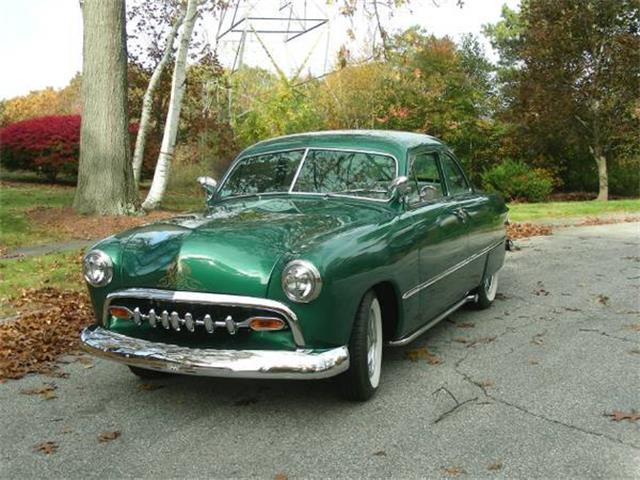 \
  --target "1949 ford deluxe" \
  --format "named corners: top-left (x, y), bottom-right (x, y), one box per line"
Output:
top-left (80, 130), bottom-right (508, 400)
